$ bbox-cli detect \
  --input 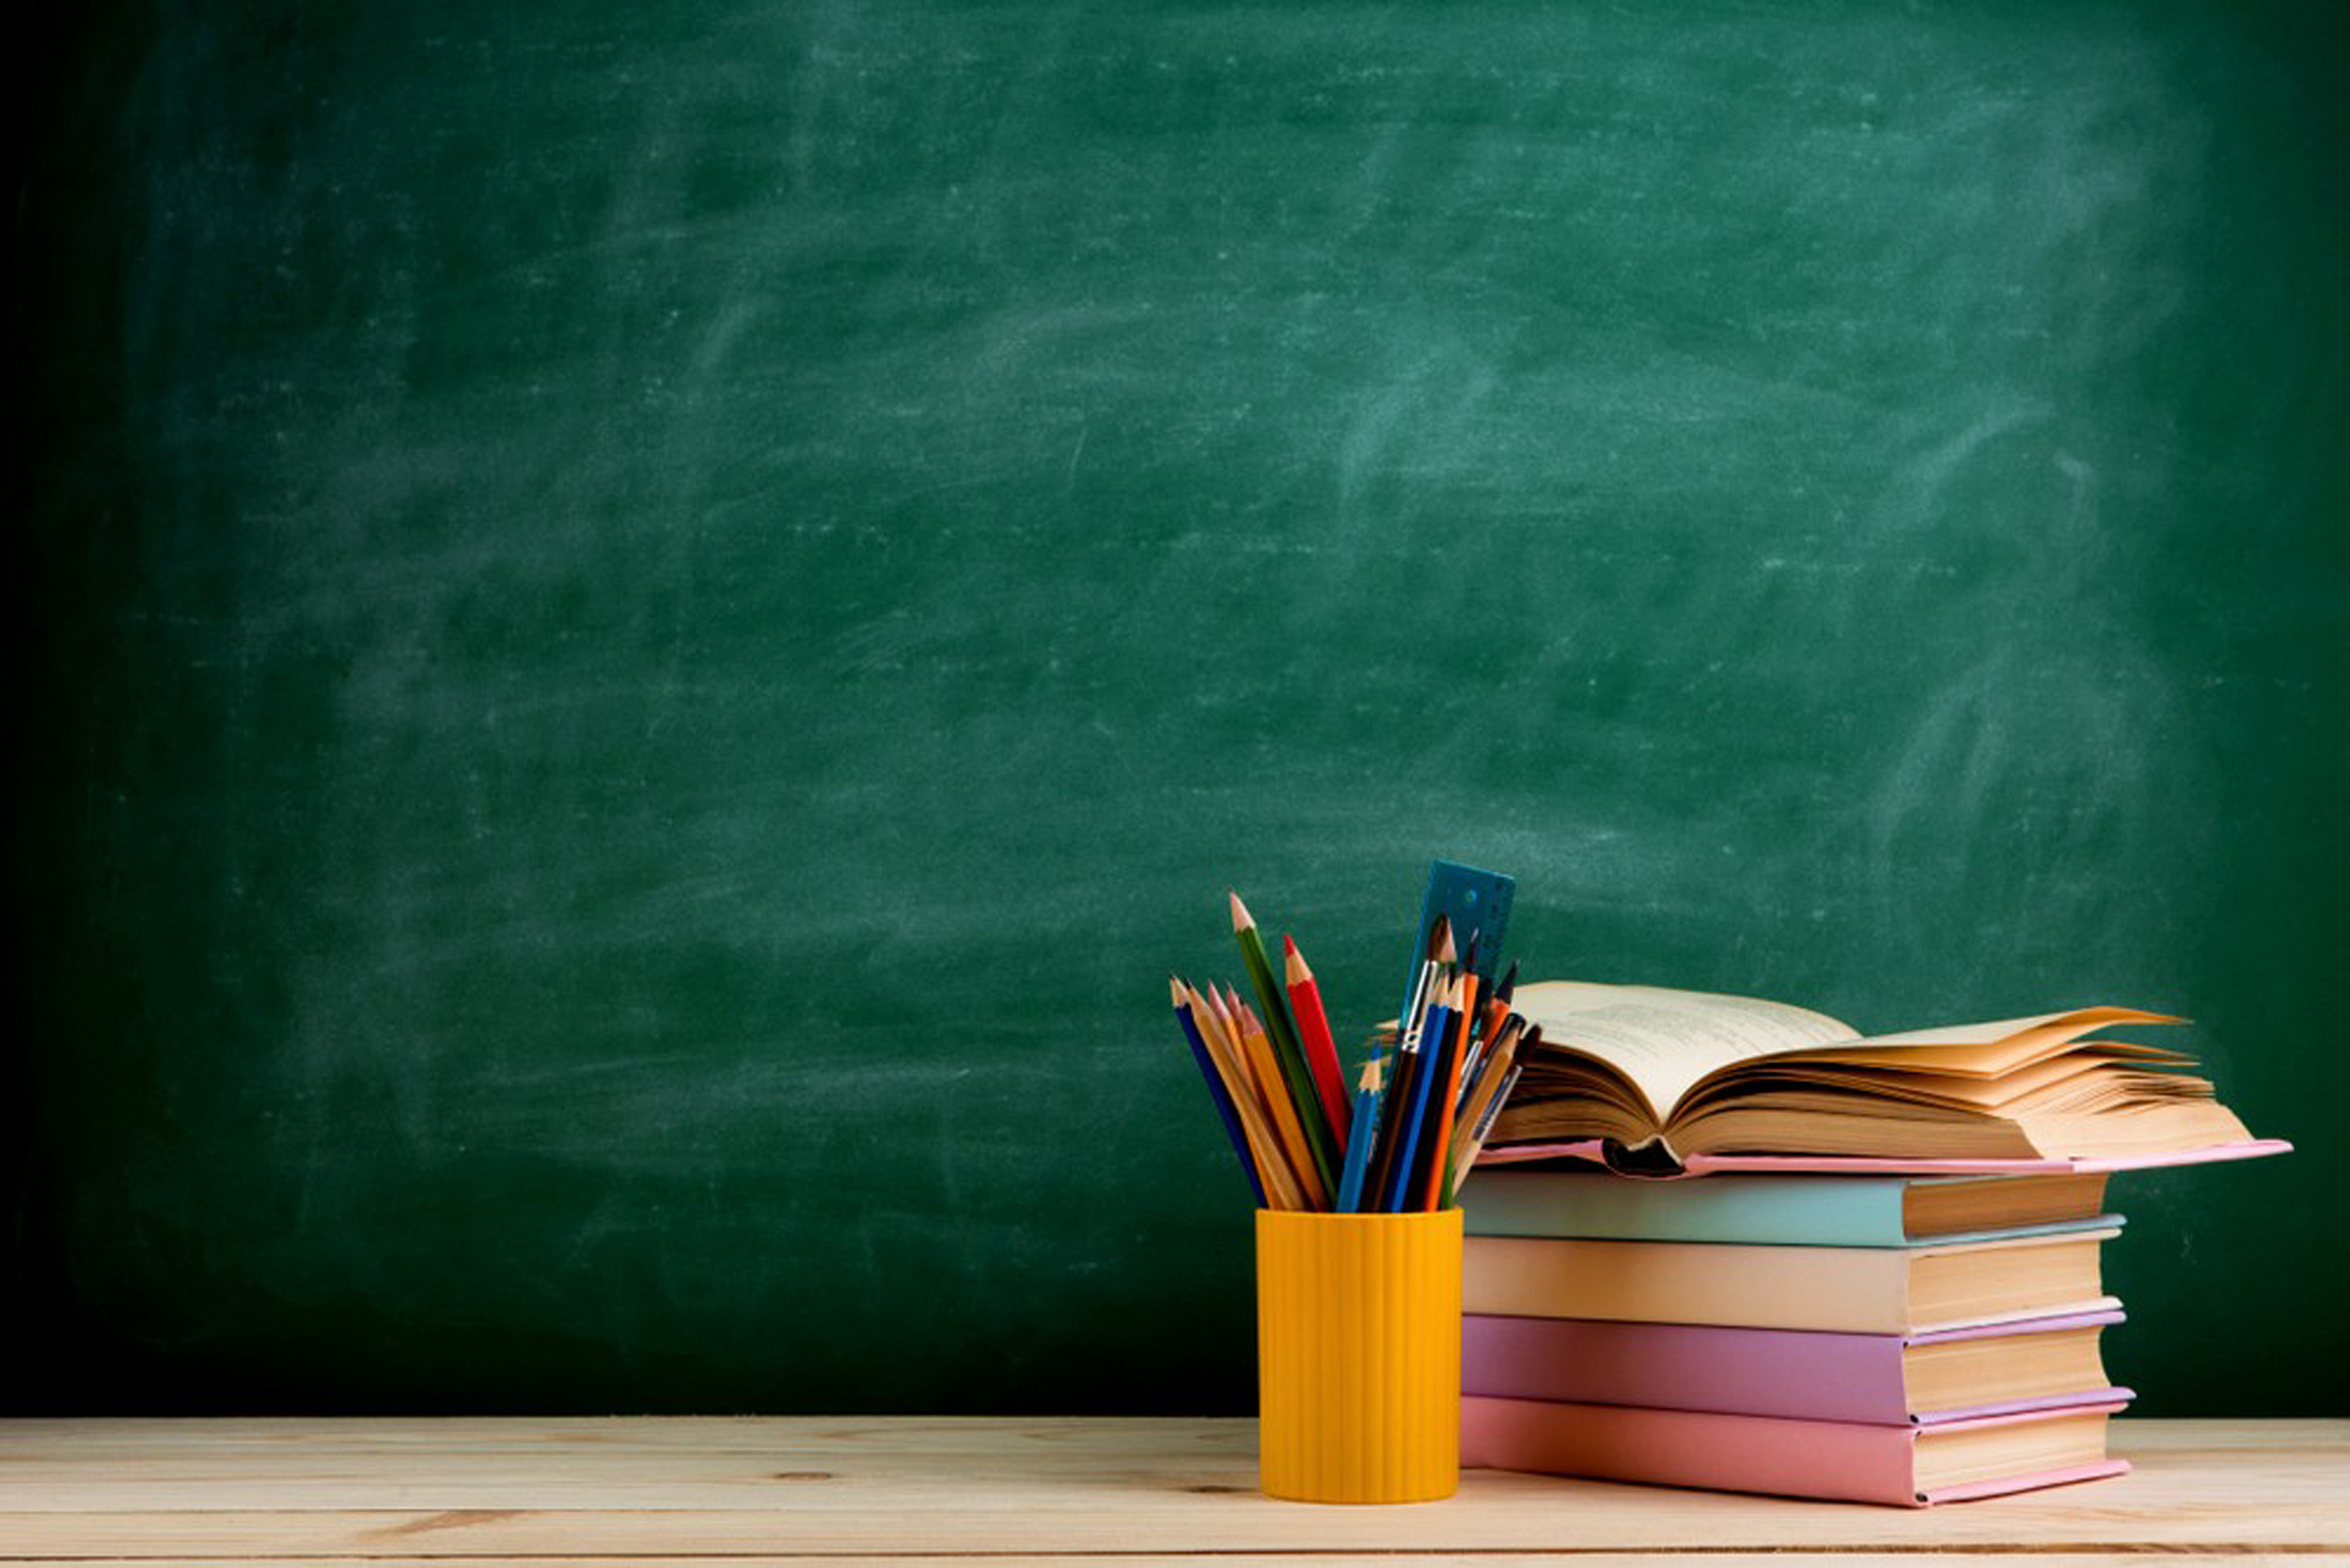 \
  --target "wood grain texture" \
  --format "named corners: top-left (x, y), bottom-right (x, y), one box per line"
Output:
top-left (1, 1418), bottom-right (2342, 1560)
top-left (20, 1560), bottom-right (2349, 1568)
